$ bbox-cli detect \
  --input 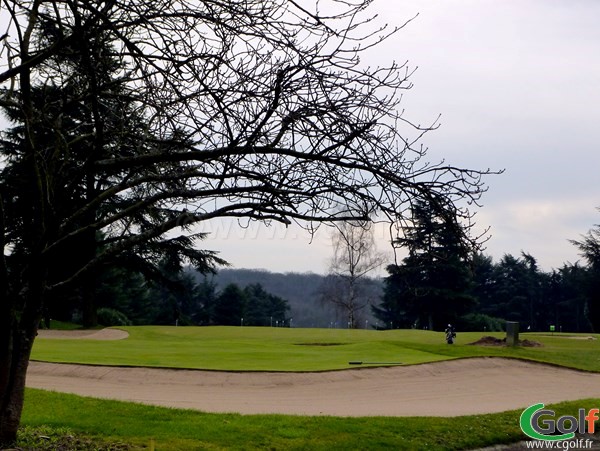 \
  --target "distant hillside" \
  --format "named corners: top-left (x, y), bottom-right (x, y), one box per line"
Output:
top-left (190, 268), bottom-right (382, 328)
